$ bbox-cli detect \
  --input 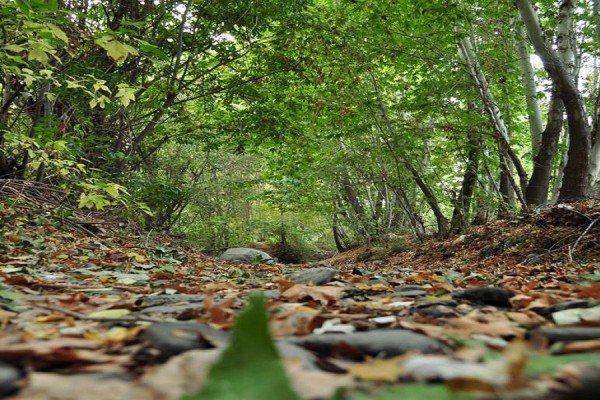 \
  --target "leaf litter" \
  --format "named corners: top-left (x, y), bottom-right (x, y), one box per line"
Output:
top-left (0, 201), bottom-right (599, 399)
